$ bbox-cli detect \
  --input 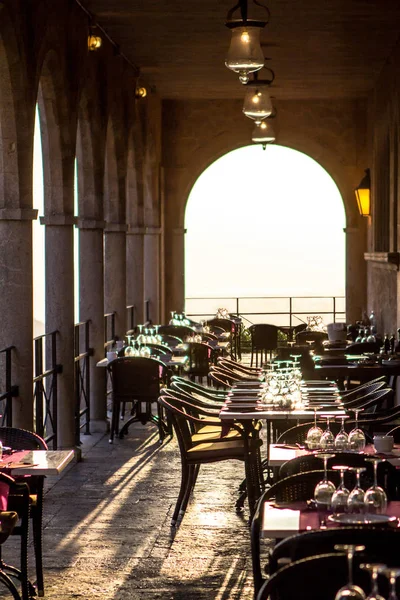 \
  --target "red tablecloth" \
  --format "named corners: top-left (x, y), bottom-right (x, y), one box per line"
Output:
top-left (299, 501), bottom-right (400, 531)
